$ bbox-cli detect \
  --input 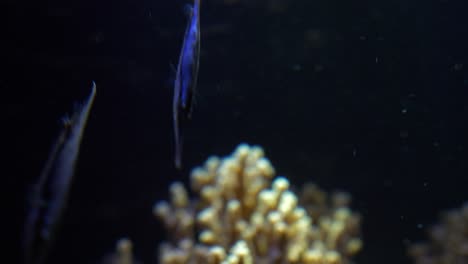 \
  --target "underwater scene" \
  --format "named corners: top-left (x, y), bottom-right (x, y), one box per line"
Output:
top-left (4, 0), bottom-right (468, 263)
